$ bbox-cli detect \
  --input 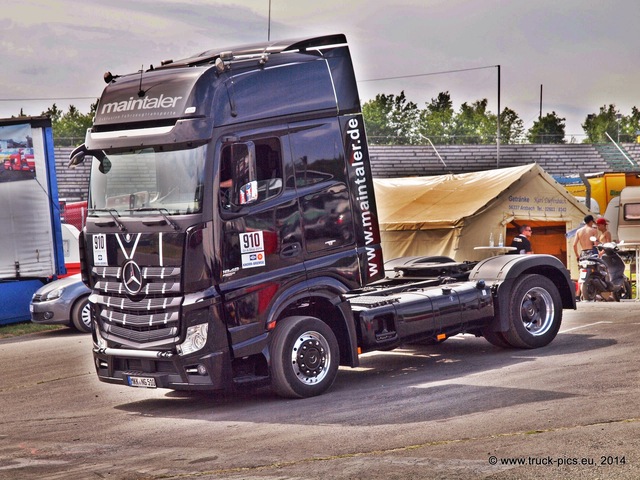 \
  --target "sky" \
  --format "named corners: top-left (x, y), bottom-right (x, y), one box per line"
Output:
top-left (1, 0), bottom-right (639, 140)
